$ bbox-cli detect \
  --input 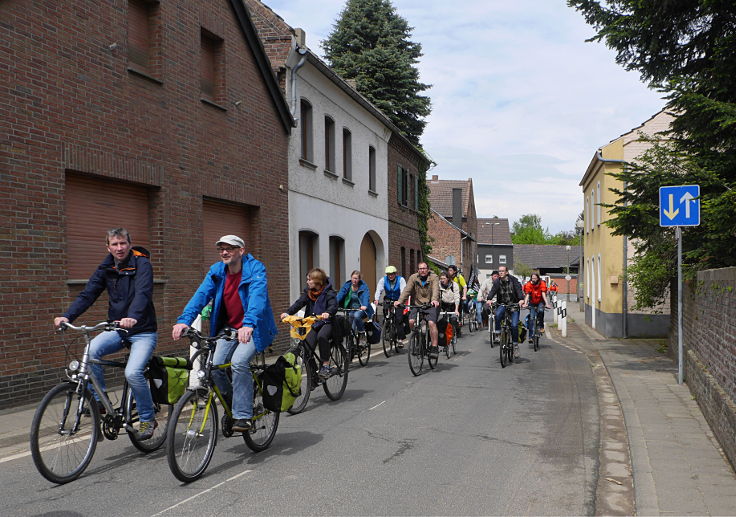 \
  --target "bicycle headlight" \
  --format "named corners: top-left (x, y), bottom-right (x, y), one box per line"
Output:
top-left (196, 370), bottom-right (206, 380)
top-left (68, 360), bottom-right (80, 372)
